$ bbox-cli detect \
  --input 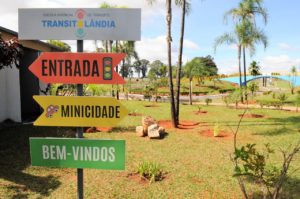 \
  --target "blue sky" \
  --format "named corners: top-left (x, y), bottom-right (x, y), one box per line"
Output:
top-left (0, 0), bottom-right (299, 74)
